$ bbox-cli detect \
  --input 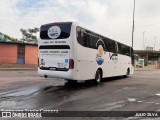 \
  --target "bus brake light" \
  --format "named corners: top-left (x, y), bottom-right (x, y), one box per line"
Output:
top-left (69, 59), bottom-right (74, 69)
top-left (38, 58), bottom-right (39, 67)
